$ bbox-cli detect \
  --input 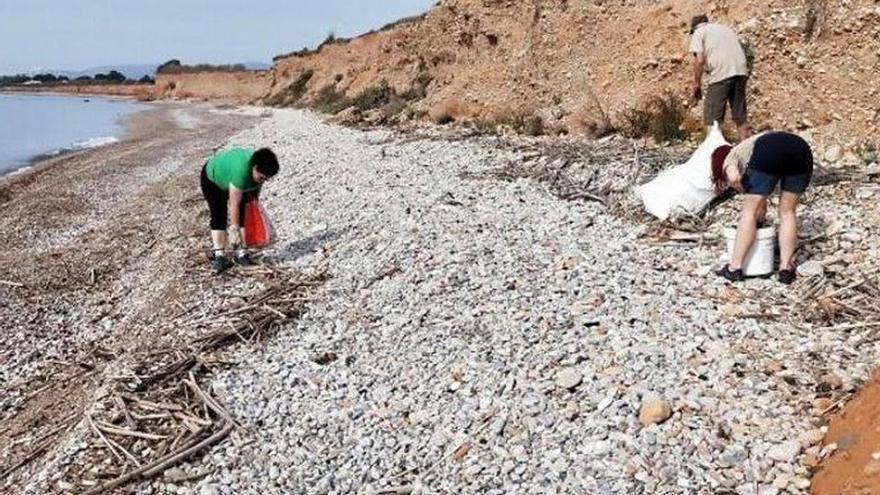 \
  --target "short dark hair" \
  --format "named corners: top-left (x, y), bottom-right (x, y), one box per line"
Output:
top-left (690, 14), bottom-right (709, 34)
top-left (251, 148), bottom-right (279, 177)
